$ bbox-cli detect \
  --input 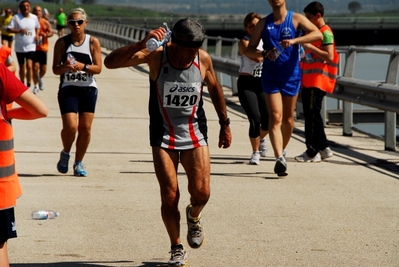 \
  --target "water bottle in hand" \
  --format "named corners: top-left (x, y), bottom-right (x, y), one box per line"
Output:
top-left (67, 53), bottom-right (76, 64)
top-left (272, 44), bottom-right (284, 61)
top-left (299, 45), bottom-right (306, 59)
top-left (146, 22), bottom-right (172, 52)
top-left (31, 210), bottom-right (59, 220)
